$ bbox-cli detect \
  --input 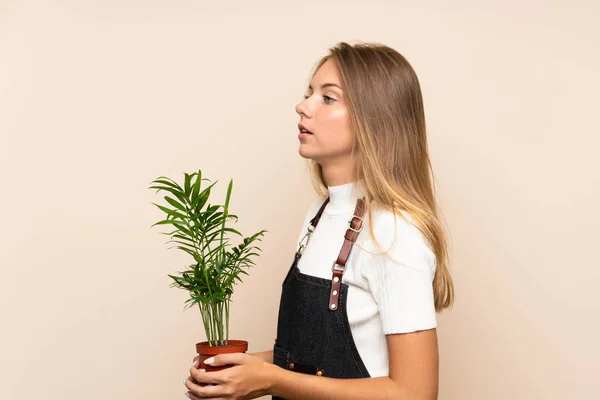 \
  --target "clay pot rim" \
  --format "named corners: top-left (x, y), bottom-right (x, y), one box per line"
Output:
top-left (196, 340), bottom-right (248, 355)
top-left (196, 339), bottom-right (248, 348)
